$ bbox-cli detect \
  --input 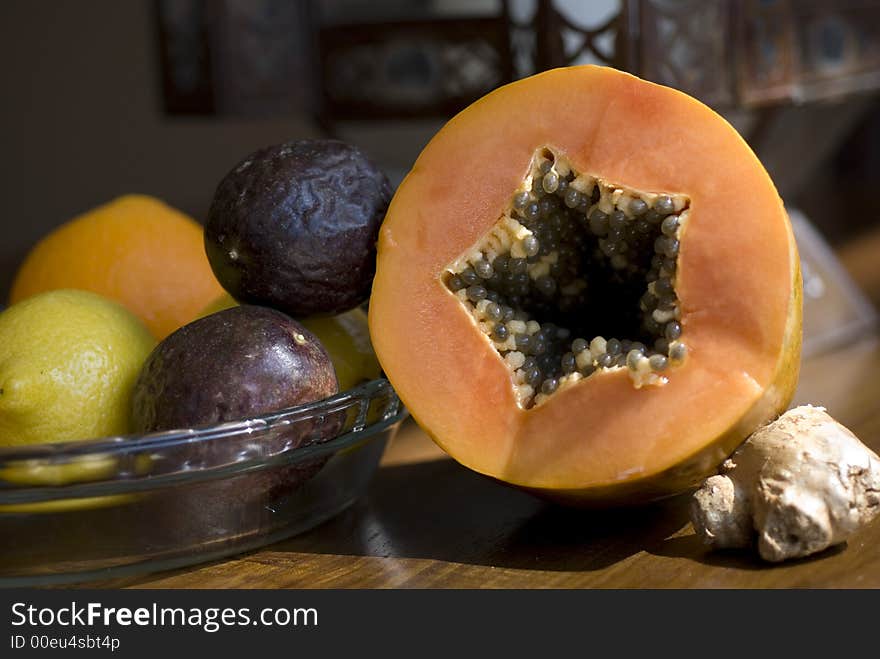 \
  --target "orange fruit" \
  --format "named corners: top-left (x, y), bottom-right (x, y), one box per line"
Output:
top-left (10, 194), bottom-right (224, 339)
